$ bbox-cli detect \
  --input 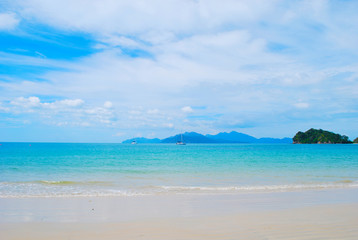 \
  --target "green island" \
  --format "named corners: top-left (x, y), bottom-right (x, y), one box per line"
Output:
top-left (354, 137), bottom-right (358, 144)
top-left (293, 128), bottom-right (352, 144)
